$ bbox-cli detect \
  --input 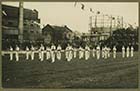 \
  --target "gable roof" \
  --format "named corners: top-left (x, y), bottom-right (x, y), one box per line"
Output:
top-left (42, 24), bottom-right (73, 33)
